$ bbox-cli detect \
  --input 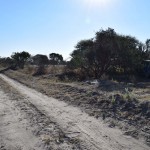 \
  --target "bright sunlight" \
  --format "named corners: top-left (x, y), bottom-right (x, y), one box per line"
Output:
top-left (83, 0), bottom-right (112, 8)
